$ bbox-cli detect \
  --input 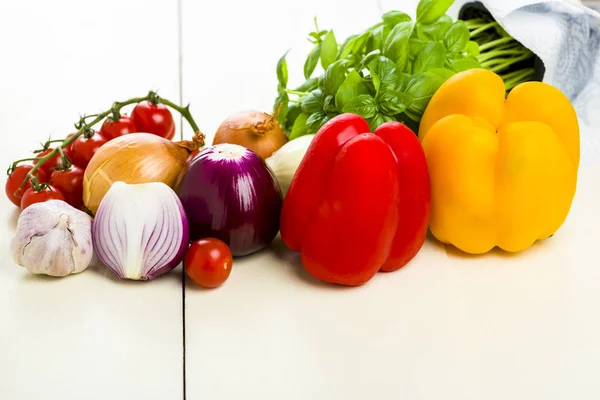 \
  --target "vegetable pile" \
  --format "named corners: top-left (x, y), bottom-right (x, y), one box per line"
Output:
top-left (5, 0), bottom-right (581, 288)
